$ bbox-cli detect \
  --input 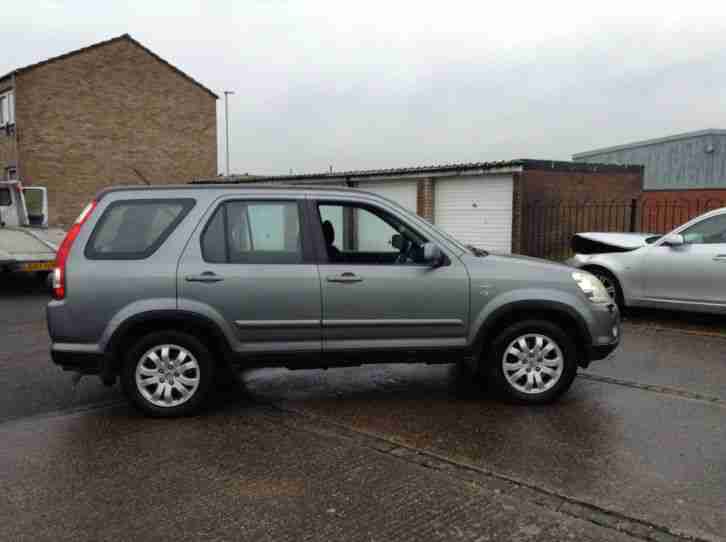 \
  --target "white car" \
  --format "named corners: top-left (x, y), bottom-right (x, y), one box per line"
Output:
top-left (567, 207), bottom-right (726, 314)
